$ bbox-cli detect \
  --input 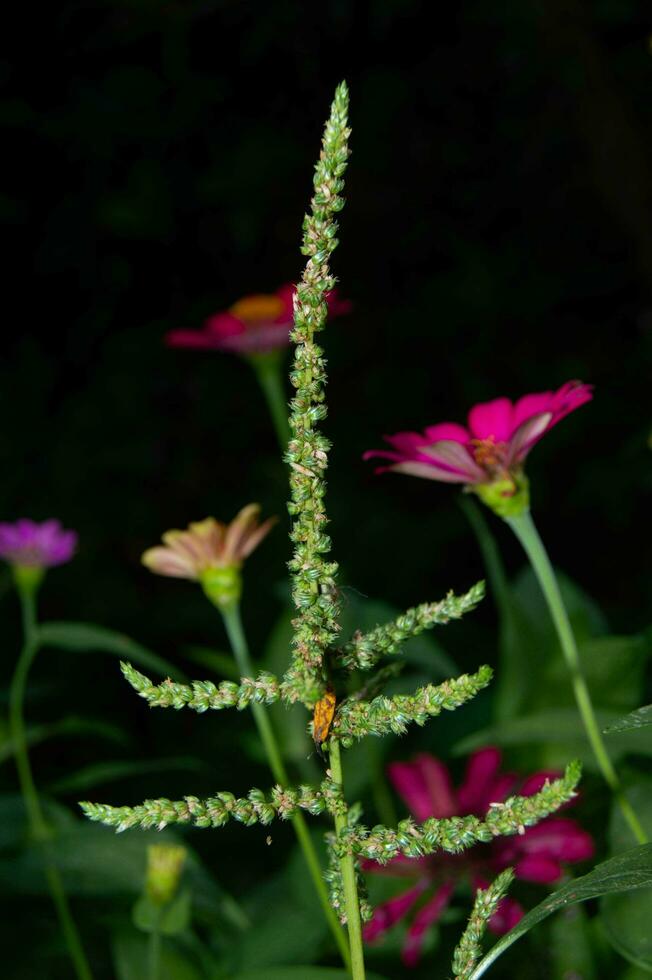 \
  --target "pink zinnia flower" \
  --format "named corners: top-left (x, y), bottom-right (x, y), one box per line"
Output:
top-left (0, 519), bottom-right (77, 569)
top-left (364, 381), bottom-right (592, 515)
top-left (166, 283), bottom-right (351, 356)
top-left (363, 748), bottom-right (593, 968)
